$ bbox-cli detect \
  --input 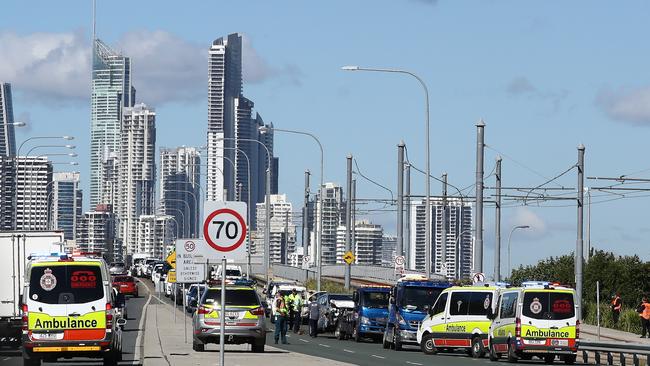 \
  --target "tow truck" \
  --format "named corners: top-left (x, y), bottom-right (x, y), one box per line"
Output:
top-left (334, 286), bottom-right (391, 342)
